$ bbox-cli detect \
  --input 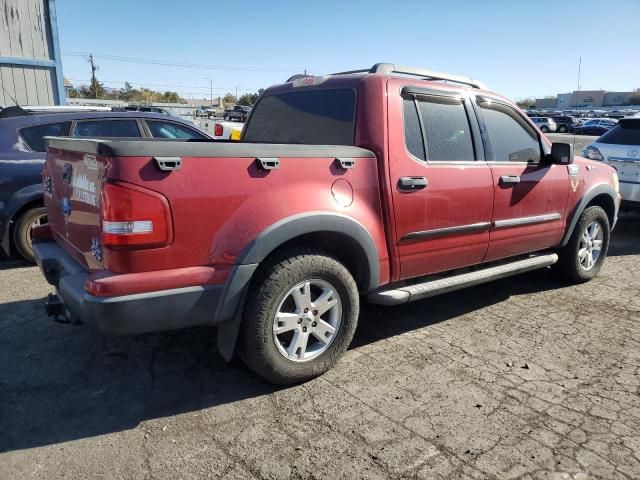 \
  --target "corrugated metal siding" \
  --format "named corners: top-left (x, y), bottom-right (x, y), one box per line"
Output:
top-left (0, 0), bottom-right (62, 106)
